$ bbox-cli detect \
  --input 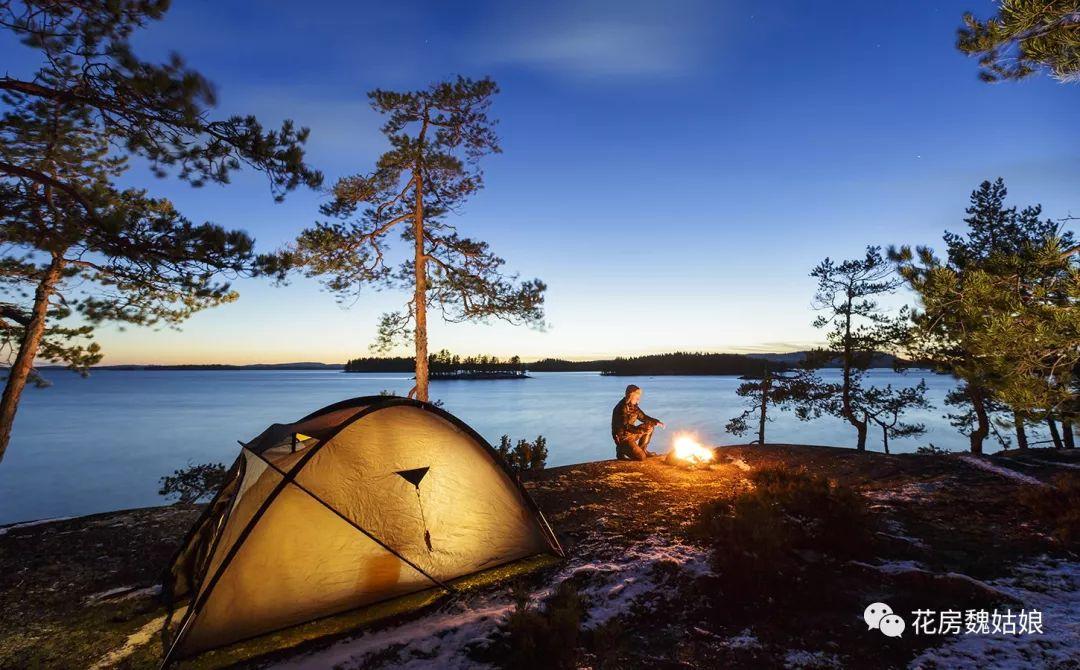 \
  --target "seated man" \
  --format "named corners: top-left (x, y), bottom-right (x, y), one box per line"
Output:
top-left (611, 384), bottom-right (665, 461)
